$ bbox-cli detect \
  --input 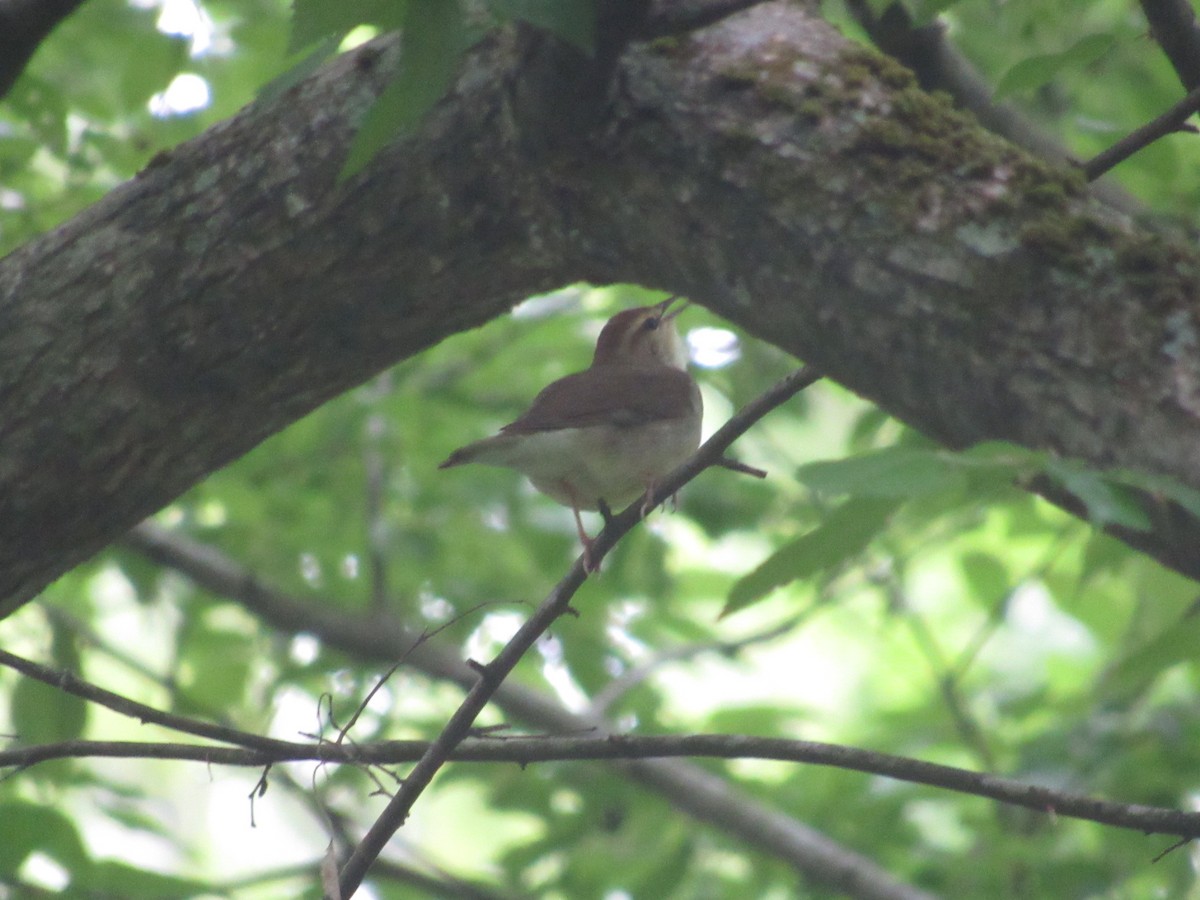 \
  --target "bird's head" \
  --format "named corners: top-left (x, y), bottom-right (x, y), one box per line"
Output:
top-left (591, 297), bottom-right (690, 370)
